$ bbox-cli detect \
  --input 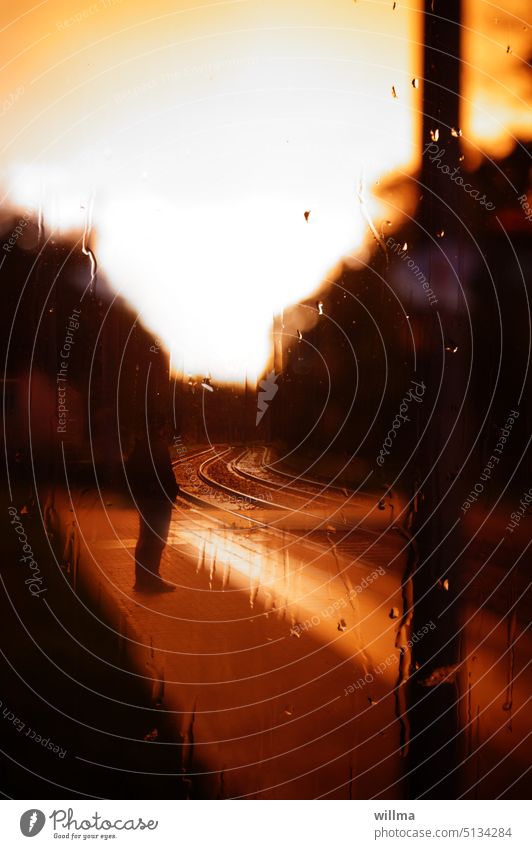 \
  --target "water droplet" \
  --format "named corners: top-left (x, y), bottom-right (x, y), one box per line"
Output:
top-left (389, 607), bottom-right (400, 619)
top-left (297, 329), bottom-right (302, 341)
top-left (144, 728), bottom-right (158, 742)
top-left (317, 300), bottom-right (324, 315)
top-left (391, 85), bottom-right (398, 99)
top-left (337, 619), bottom-right (347, 632)
top-left (451, 127), bottom-right (462, 138)
top-left (445, 340), bottom-right (458, 353)
top-left (81, 195), bottom-right (97, 294)
top-left (506, 45), bottom-right (511, 54)
top-left (402, 241), bottom-right (408, 250)
top-left (430, 128), bottom-right (439, 142)
top-left (436, 229), bottom-right (445, 238)
top-left (357, 173), bottom-right (390, 264)
top-left (304, 210), bottom-right (311, 222)
top-left (412, 78), bottom-right (419, 89)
